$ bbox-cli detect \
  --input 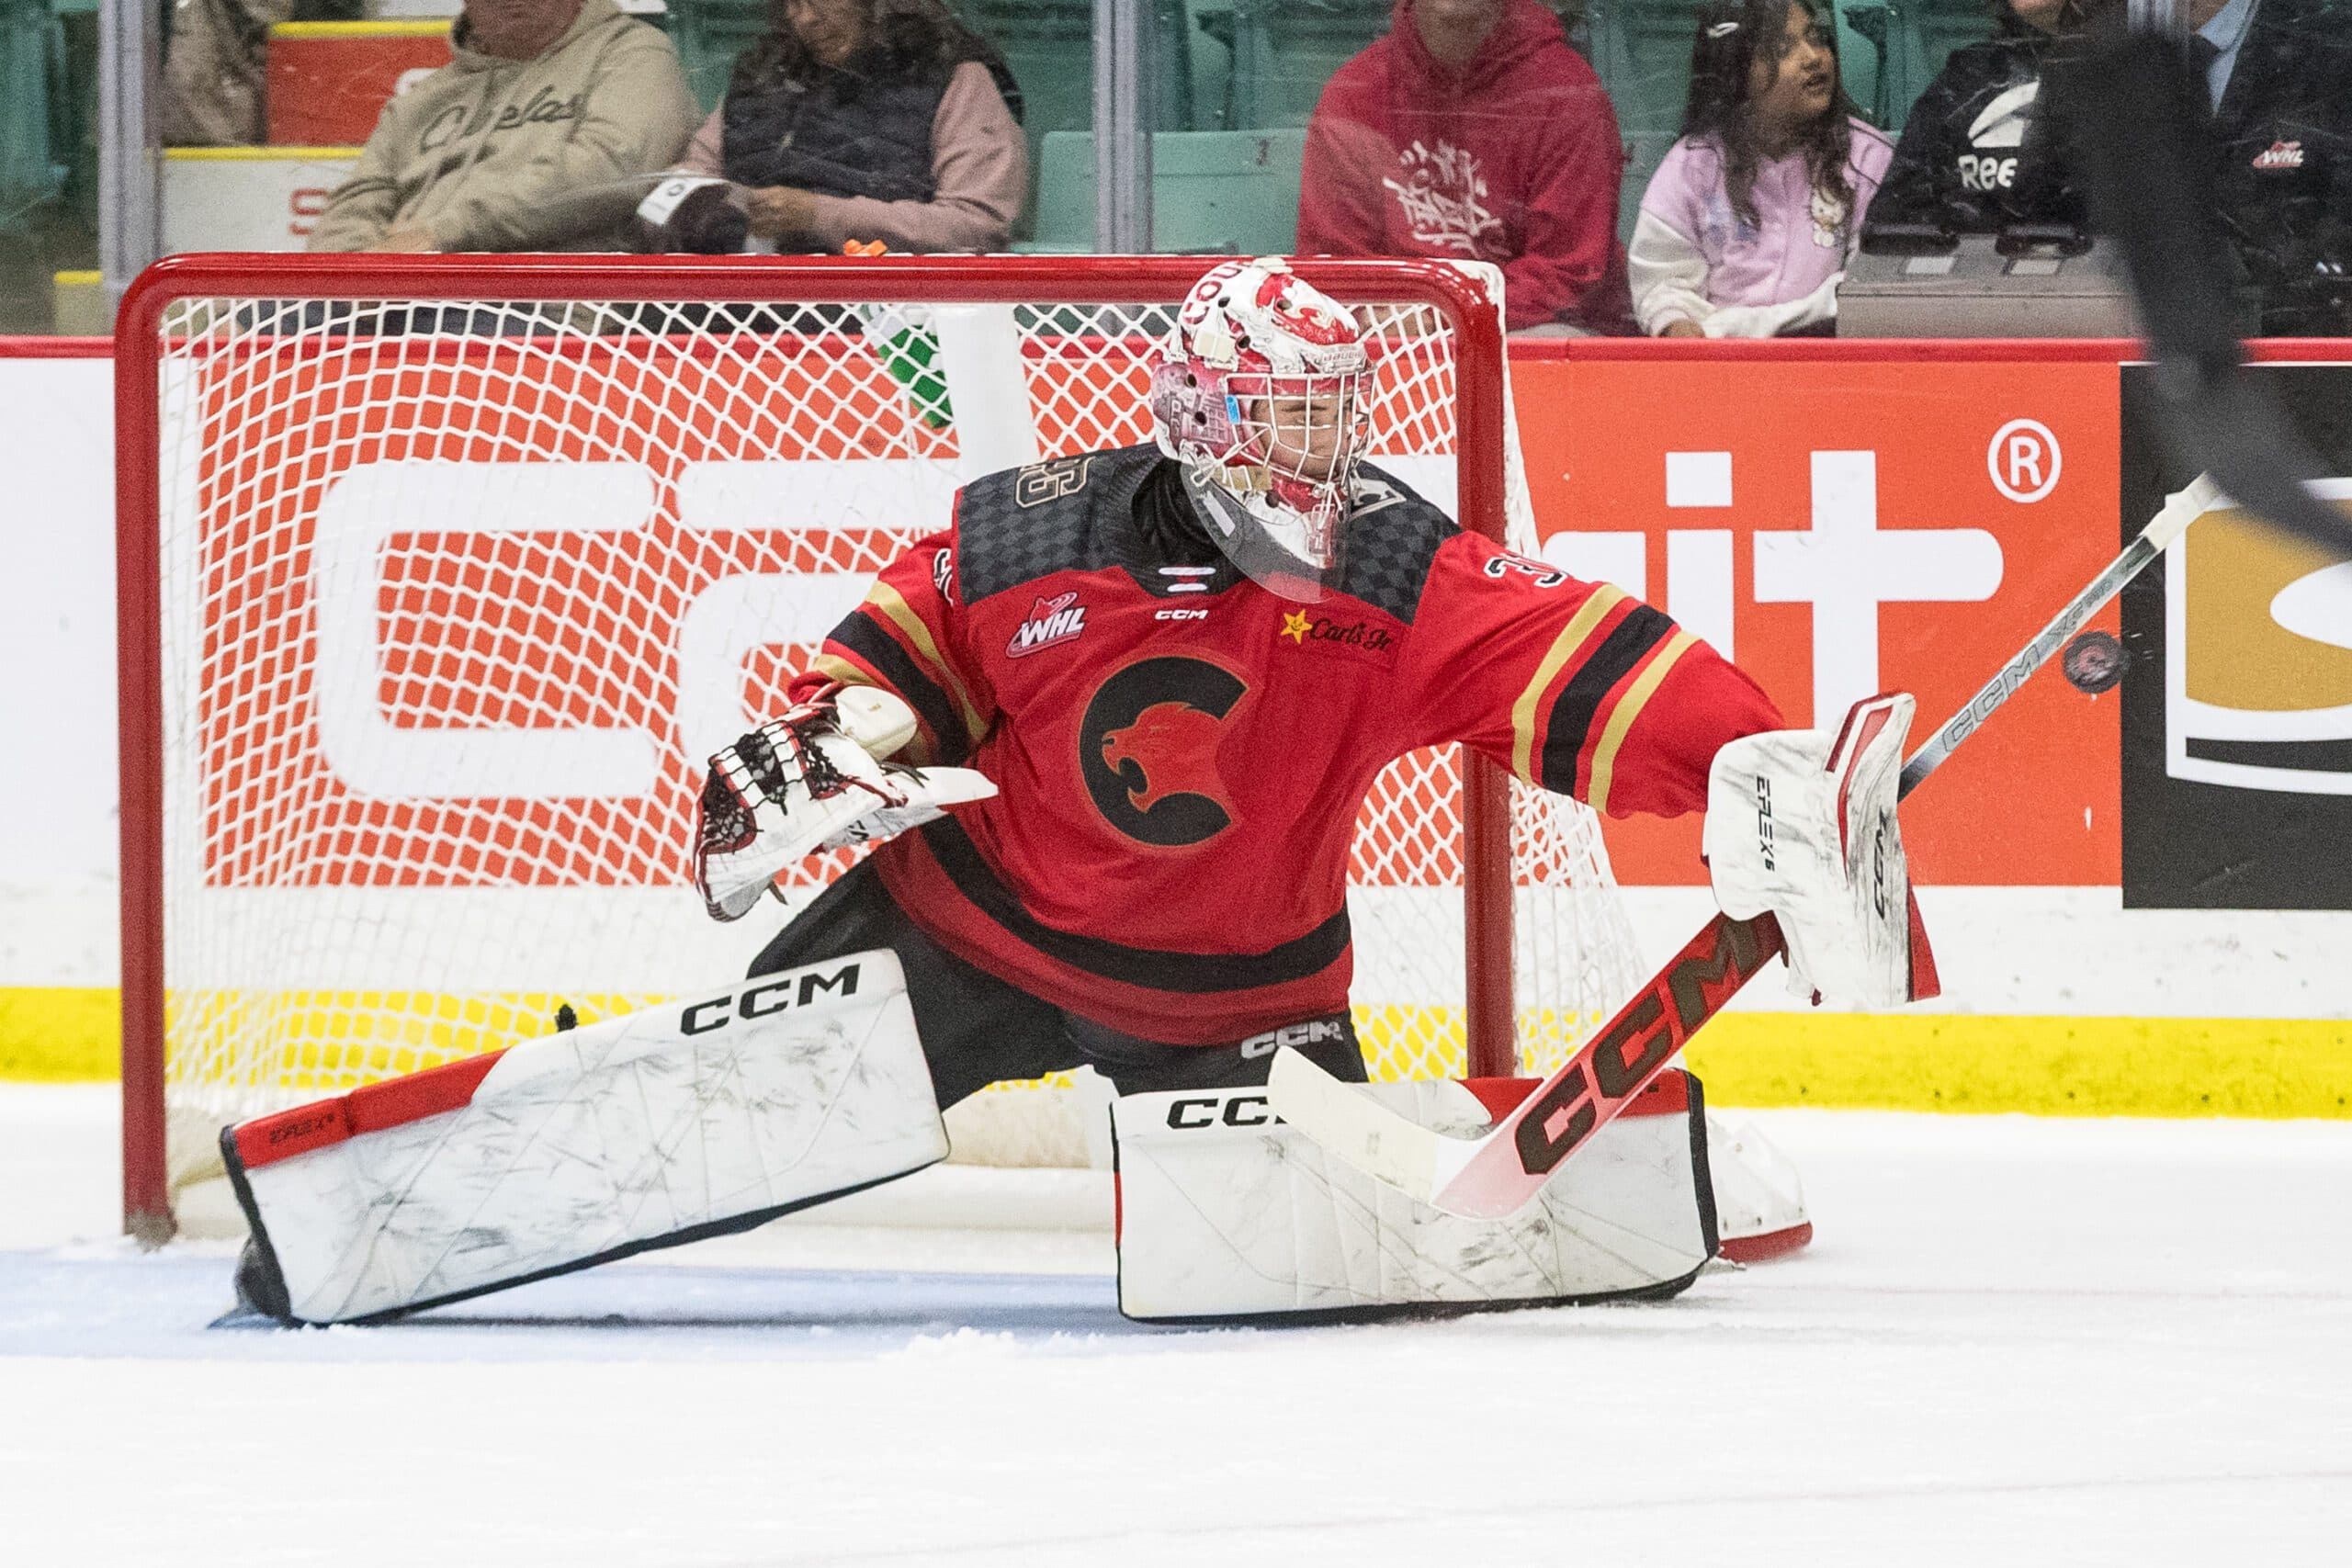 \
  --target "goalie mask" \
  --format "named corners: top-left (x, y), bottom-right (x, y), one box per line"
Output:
top-left (1149, 257), bottom-right (1373, 602)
